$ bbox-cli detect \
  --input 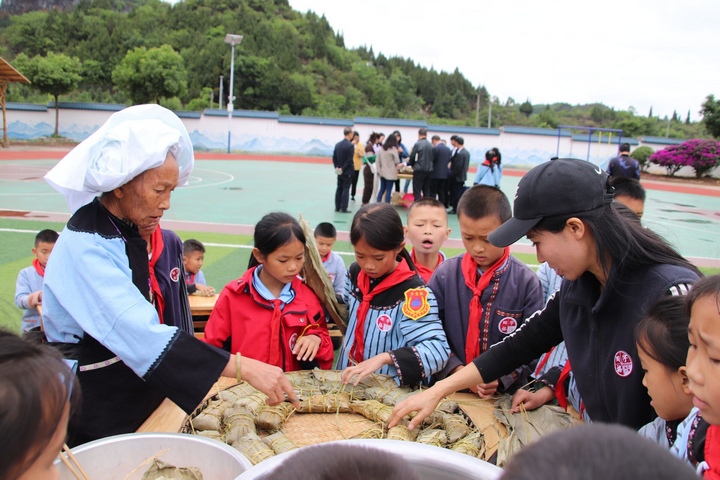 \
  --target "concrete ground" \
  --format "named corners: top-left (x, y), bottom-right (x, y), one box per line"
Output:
top-left (1, 149), bottom-right (719, 267)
